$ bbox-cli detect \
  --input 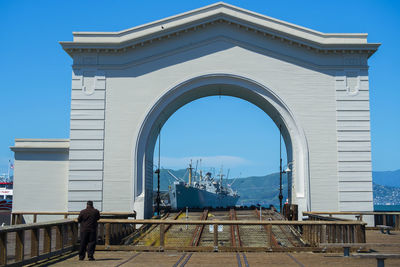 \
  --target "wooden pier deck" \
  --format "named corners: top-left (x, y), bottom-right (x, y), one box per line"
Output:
top-left (26, 230), bottom-right (400, 266)
top-left (3, 209), bottom-right (400, 266)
